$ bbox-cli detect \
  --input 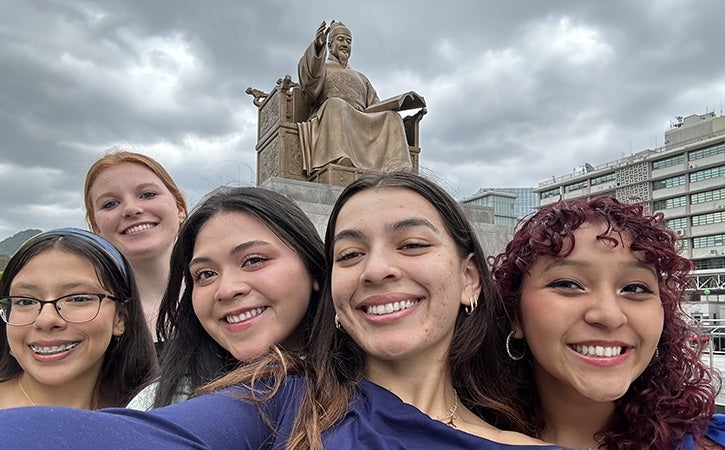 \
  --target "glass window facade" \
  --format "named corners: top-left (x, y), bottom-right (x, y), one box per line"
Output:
top-left (689, 141), bottom-right (725, 161)
top-left (652, 154), bottom-right (685, 170)
top-left (691, 188), bottom-right (725, 204)
top-left (653, 175), bottom-right (686, 190)
top-left (564, 180), bottom-right (588, 192)
top-left (693, 234), bottom-right (725, 248)
top-left (692, 211), bottom-right (725, 227)
top-left (653, 195), bottom-right (687, 210)
top-left (590, 172), bottom-right (616, 186)
top-left (694, 257), bottom-right (725, 270)
top-left (667, 217), bottom-right (688, 229)
top-left (540, 188), bottom-right (559, 199)
top-left (690, 165), bottom-right (724, 183)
